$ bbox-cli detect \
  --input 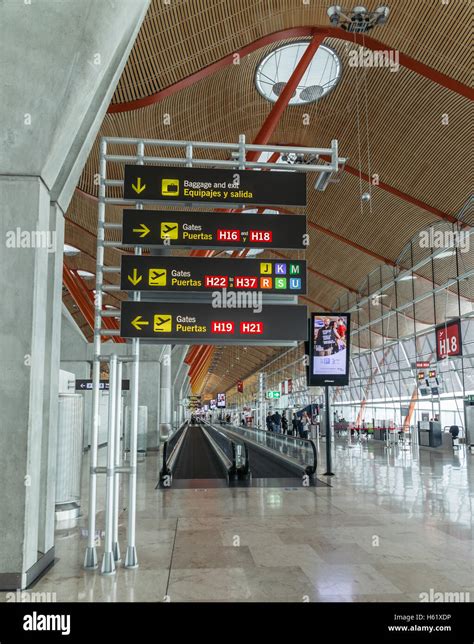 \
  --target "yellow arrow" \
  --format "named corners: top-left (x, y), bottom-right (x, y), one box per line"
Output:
top-left (133, 223), bottom-right (150, 238)
top-left (127, 268), bottom-right (142, 286)
top-left (131, 316), bottom-right (149, 331)
top-left (132, 177), bottom-right (146, 194)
